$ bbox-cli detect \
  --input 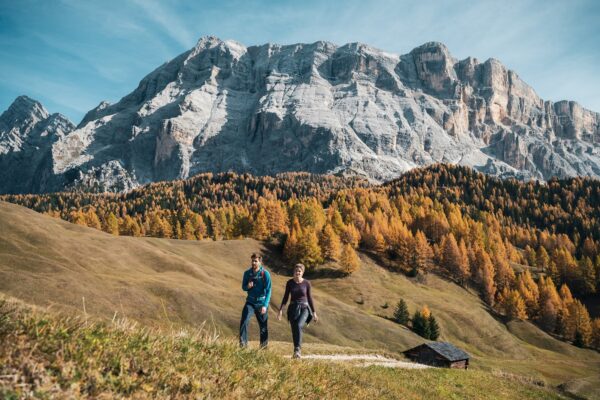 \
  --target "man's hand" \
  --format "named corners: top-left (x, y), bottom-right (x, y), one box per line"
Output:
top-left (277, 309), bottom-right (283, 321)
top-left (313, 312), bottom-right (319, 323)
top-left (260, 306), bottom-right (267, 315)
top-left (247, 280), bottom-right (254, 289)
